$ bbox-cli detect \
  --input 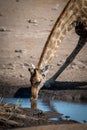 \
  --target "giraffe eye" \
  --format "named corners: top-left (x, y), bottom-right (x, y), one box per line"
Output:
top-left (35, 80), bottom-right (41, 86)
top-left (32, 77), bottom-right (42, 85)
top-left (42, 74), bottom-right (45, 77)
